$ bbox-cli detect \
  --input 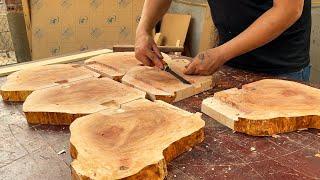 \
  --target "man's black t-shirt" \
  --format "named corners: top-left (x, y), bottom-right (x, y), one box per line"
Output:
top-left (207, 0), bottom-right (311, 73)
